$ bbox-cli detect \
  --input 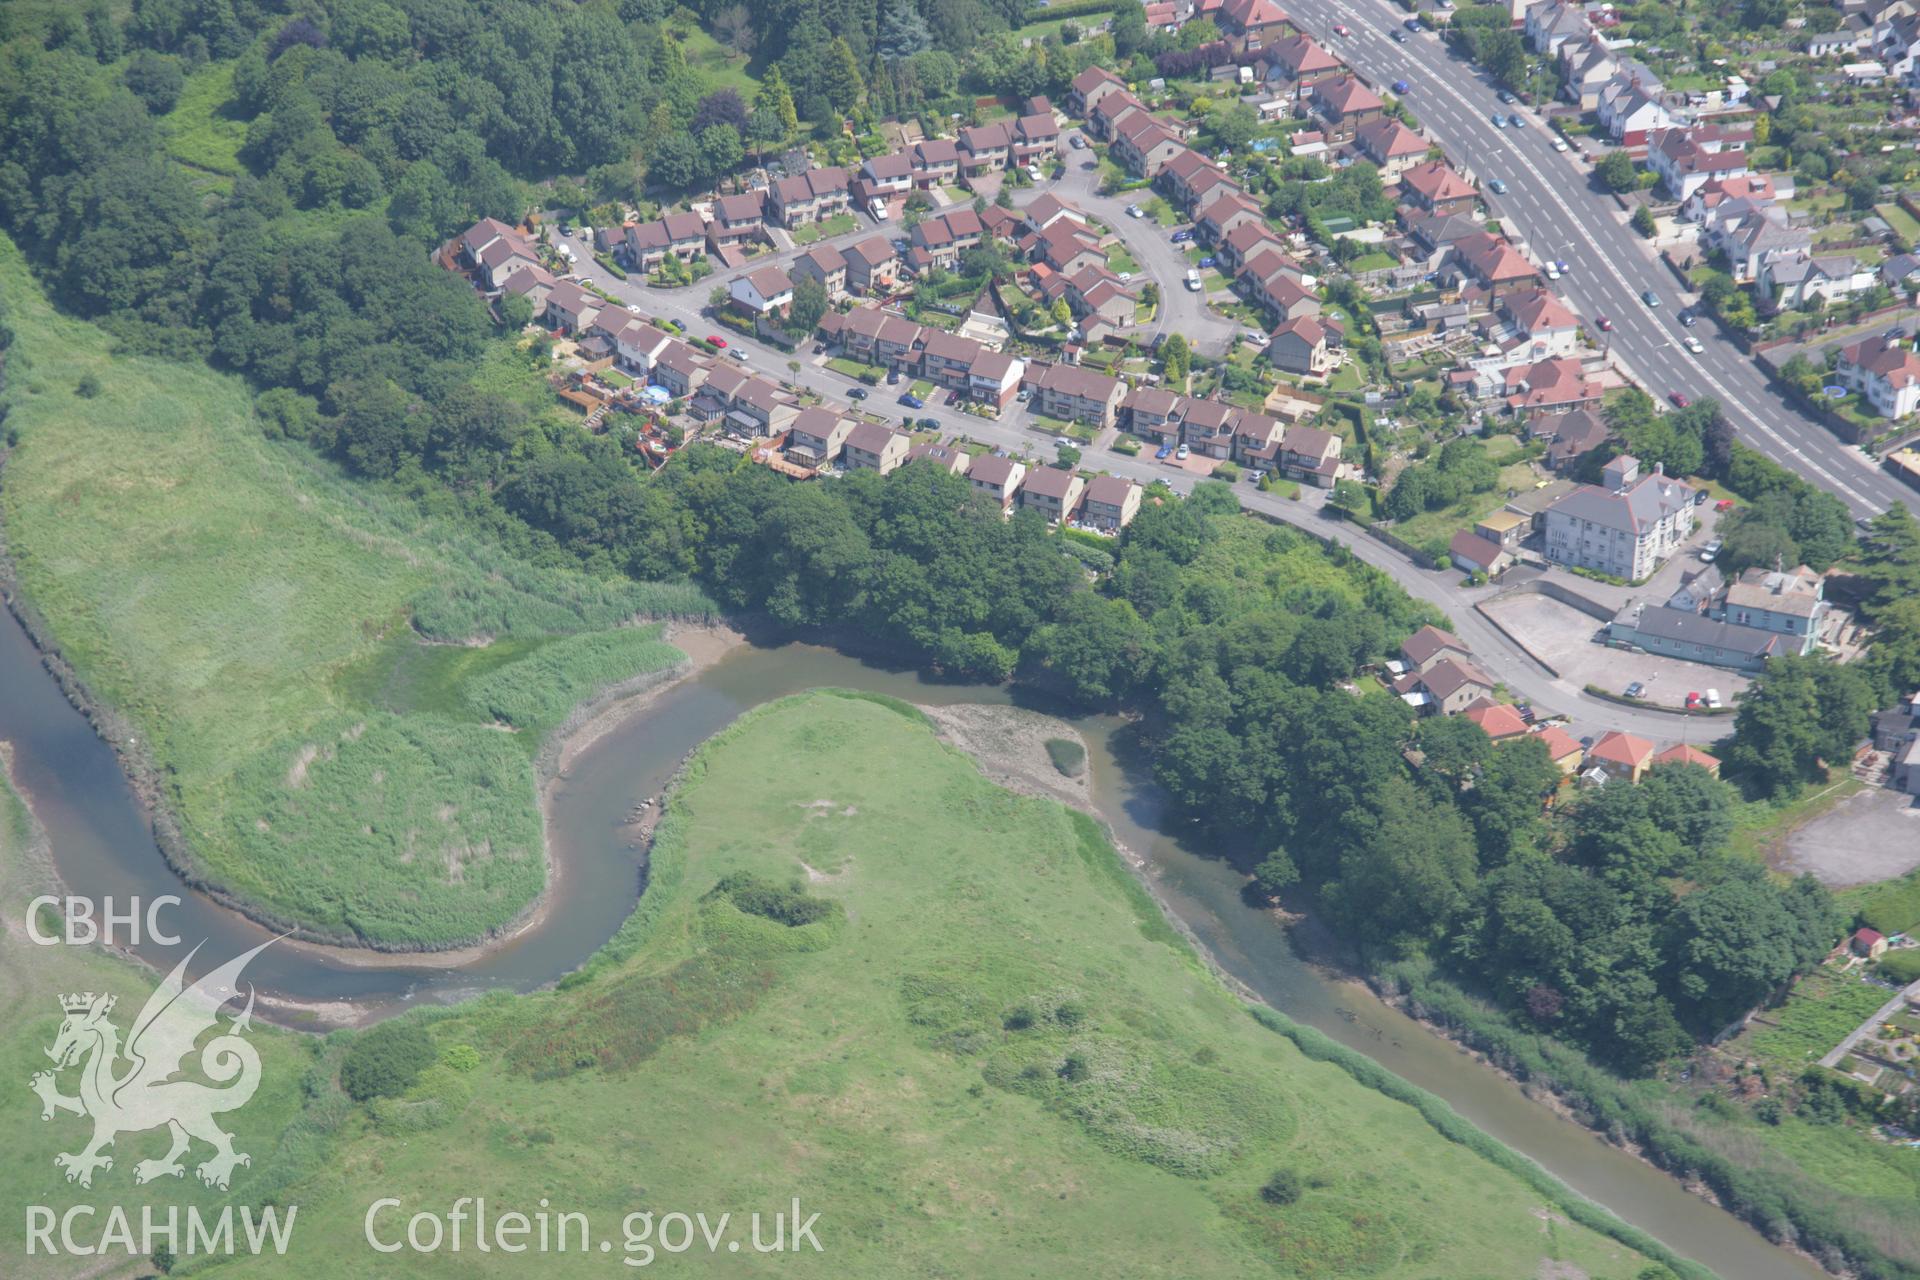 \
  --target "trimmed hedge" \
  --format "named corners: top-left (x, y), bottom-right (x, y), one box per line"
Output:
top-left (1022, 0), bottom-right (1121, 20)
